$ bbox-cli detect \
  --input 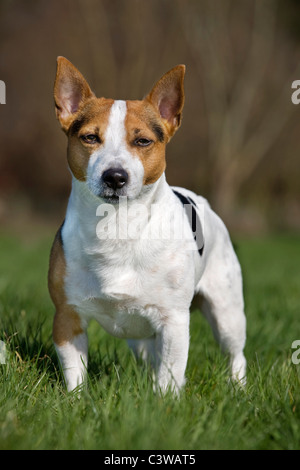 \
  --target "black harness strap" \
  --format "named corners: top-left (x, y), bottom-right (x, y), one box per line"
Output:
top-left (173, 190), bottom-right (204, 256)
